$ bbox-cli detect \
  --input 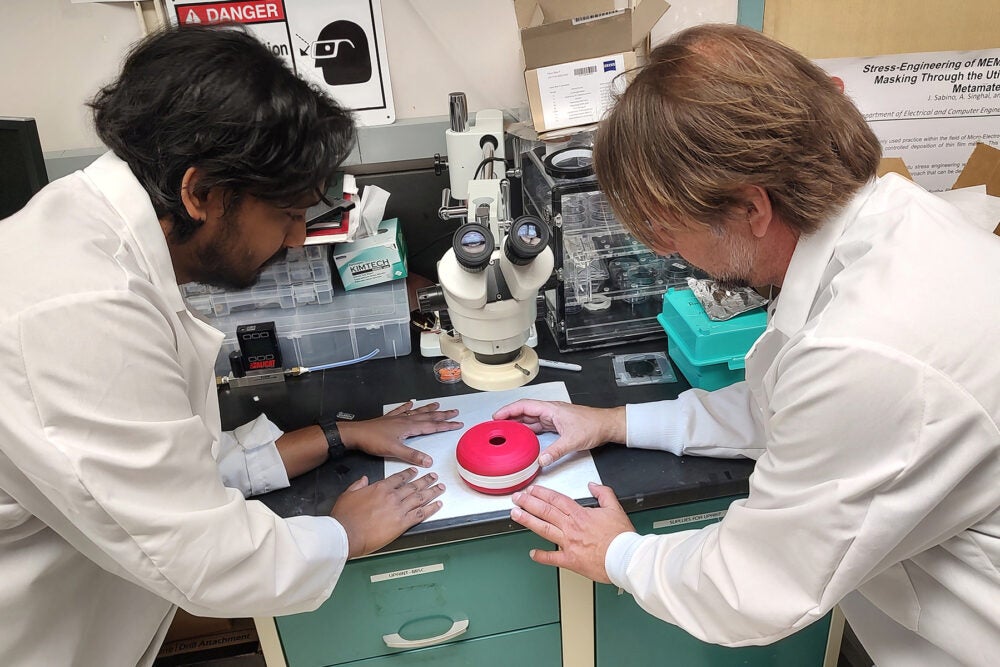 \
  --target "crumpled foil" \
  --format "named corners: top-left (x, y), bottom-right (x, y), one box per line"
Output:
top-left (687, 277), bottom-right (769, 321)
